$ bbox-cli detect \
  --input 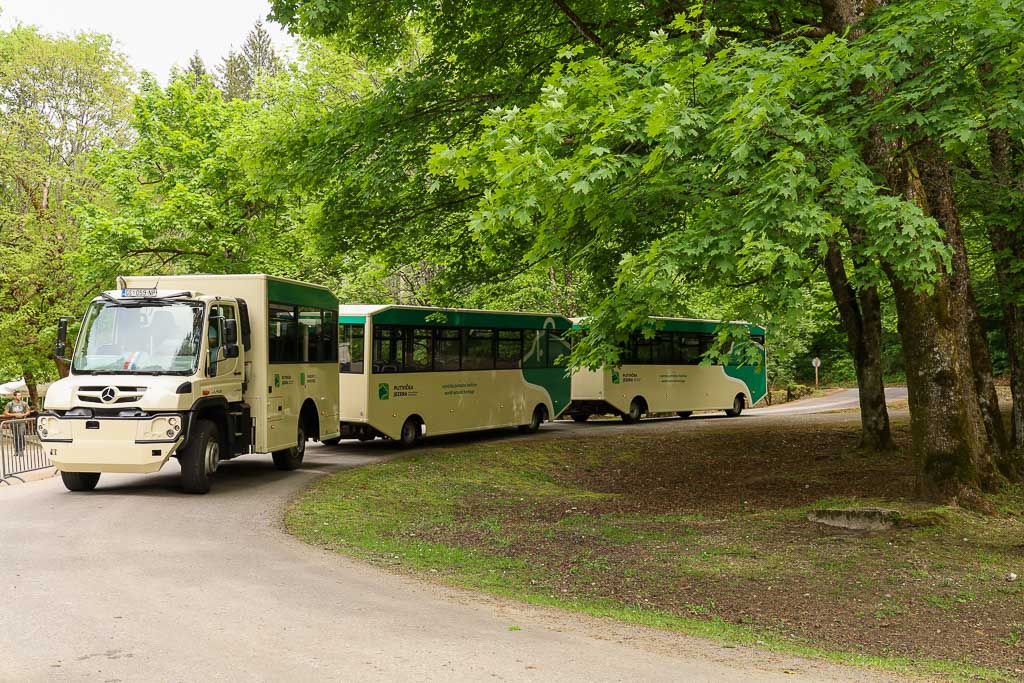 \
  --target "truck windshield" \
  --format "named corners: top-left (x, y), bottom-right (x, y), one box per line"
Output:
top-left (71, 300), bottom-right (205, 375)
